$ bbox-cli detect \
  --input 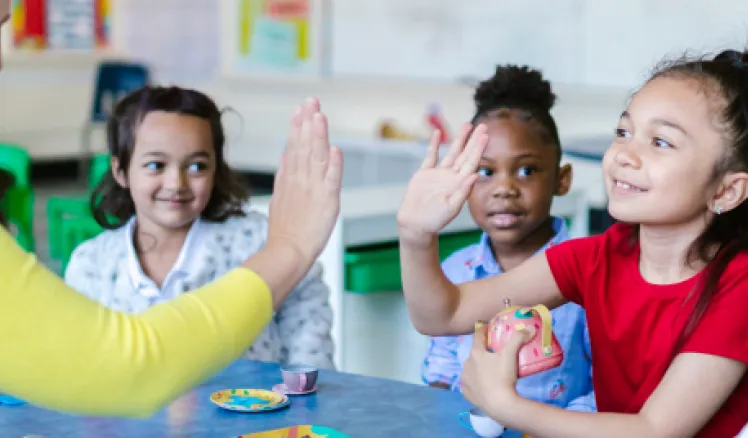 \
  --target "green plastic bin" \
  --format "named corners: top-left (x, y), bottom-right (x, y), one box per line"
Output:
top-left (344, 229), bottom-right (482, 293)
